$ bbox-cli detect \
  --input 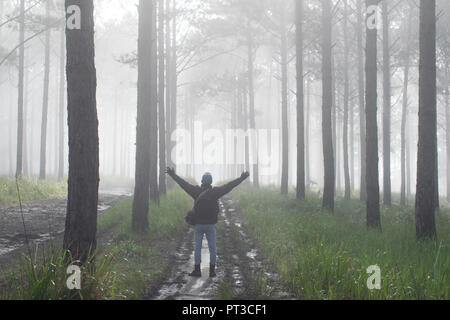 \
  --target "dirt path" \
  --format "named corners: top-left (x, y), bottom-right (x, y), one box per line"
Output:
top-left (0, 192), bottom-right (131, 266)
top-left (150, 196), bottom-right (292, 300)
